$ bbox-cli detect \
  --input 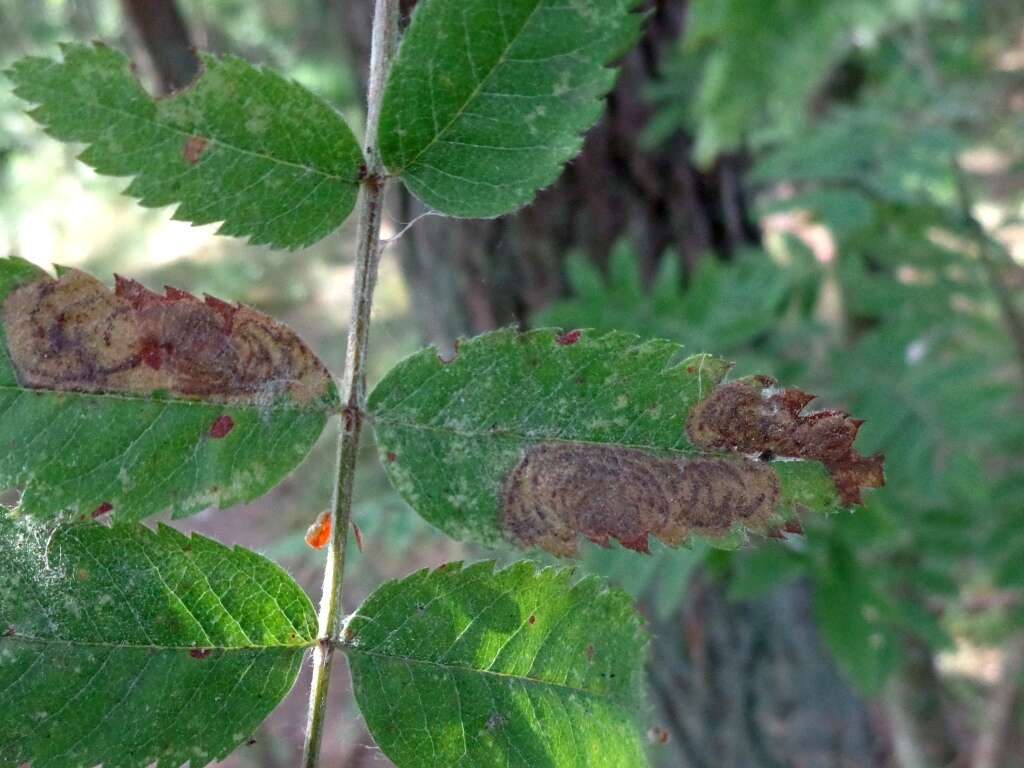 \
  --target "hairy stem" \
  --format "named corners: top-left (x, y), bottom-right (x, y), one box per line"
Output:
top-left (301, 1), bottom-right (399, 766)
